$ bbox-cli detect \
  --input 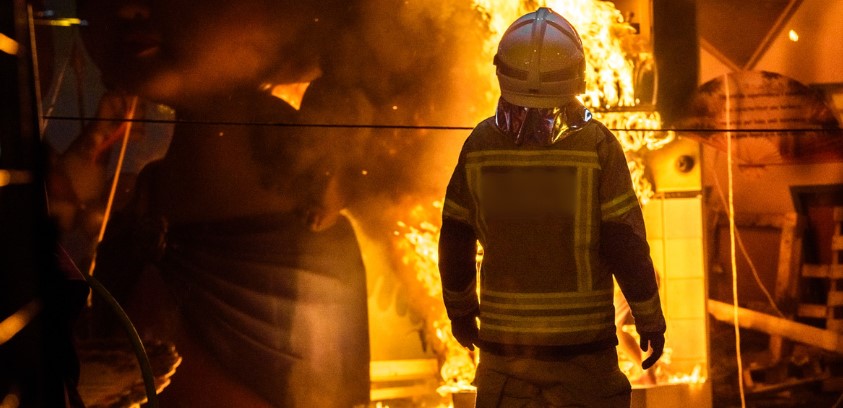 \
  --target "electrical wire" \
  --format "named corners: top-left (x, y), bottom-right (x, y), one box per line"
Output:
top-left (90, 96), bottom-right (137, 260)
top-left (725, 74), bottom-right (747, 408)
top-left (26, 5), bottom-right (45, 136)
top-left (25, 7), bottom-right (156, 406)
top-left (39, 115), bottom-right (843, 134)
top-left (711, 161), bottom-right (787, 319)
top-left (80, 273), bottom-right (159, 408)
top-left (79, 96), bottom-right (159, 408)
top-left (39, 37), bottom-right (72, 131)
top-left (832, 389), bottom-right (843, 408)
